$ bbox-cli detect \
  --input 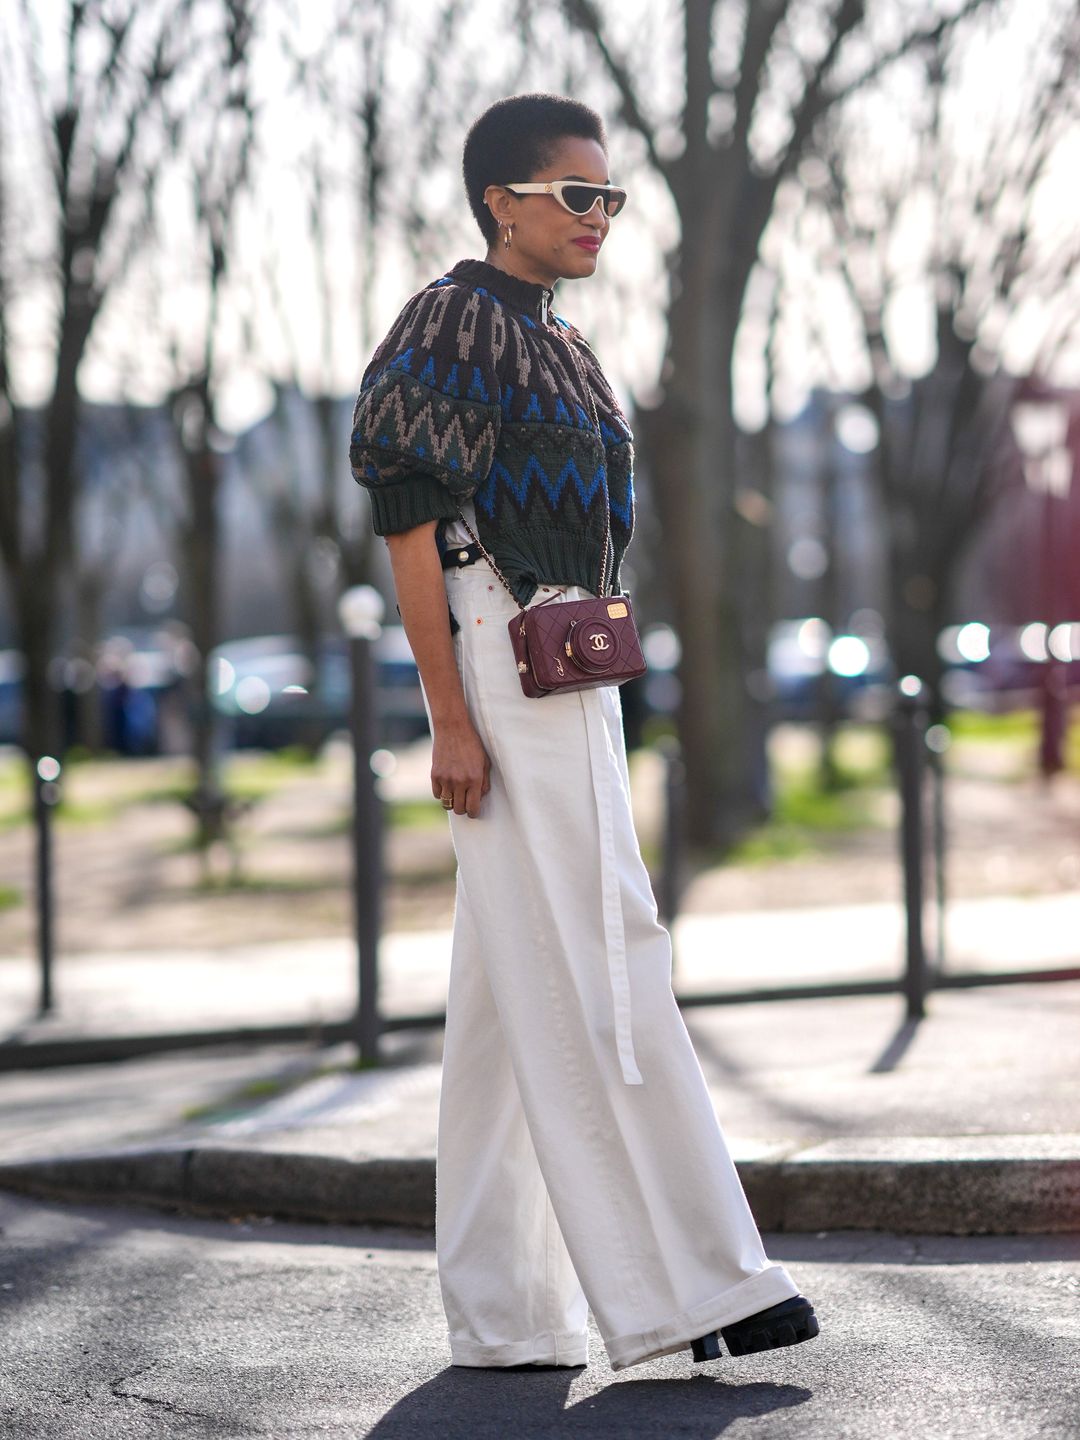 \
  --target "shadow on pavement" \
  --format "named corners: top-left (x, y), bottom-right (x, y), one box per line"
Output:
top-left (682, 1015), bottom-right (845, 1136)
top-left (366, 1369), bottom-right (812, 1438)
top-left (868, 1018), bottom-right (923, 1073)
